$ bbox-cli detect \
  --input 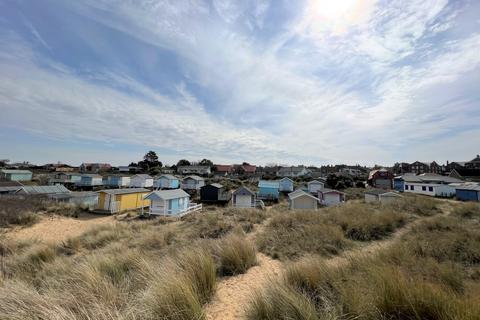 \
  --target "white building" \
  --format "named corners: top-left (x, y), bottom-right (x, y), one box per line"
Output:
top-left (403, 174), bottom-right (461, 197)
top-left (181, 175), bottom-right (205, 190)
